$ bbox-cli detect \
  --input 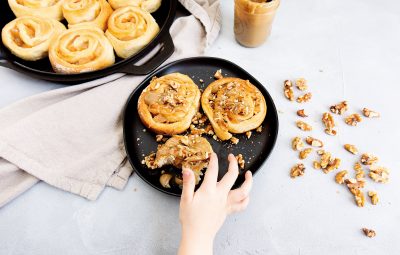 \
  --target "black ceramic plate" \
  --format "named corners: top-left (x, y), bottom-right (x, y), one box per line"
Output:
top-left (123, 57), bottom-right (279, 196)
